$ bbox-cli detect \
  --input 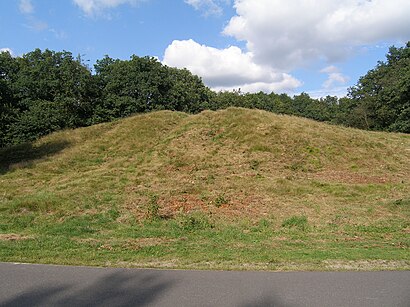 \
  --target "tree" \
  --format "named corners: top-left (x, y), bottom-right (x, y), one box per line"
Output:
top-left (1, 49), bottom-right (95, 146)
top-left (93, 55), bottom-right (212, 121)
top-left (0, 51), bottom-right (19, 147)
top-left (13, 49), bottom-right (93, 103)
top-left (164, 67), bottom-right (212, 113)
top-left (348, 42), bottom-right (410, 132)
top-left (7, 100), bottom-right (68, 144)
